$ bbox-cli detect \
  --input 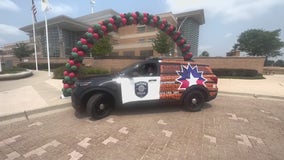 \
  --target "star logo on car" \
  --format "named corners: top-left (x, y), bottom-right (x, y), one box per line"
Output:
top-left (176, 64), bottom-right (206, 90)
